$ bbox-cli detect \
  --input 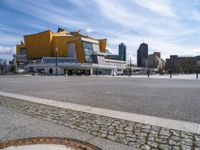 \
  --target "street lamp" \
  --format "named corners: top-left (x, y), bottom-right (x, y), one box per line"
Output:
top-left (129, 57), bottom-right (132, 77)
top-left (196, 61), bottom-right (200, 79)
top-left (33, 60), bottom-right (36, 75)
top-left (55, 47), bottom-right (58, 77)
